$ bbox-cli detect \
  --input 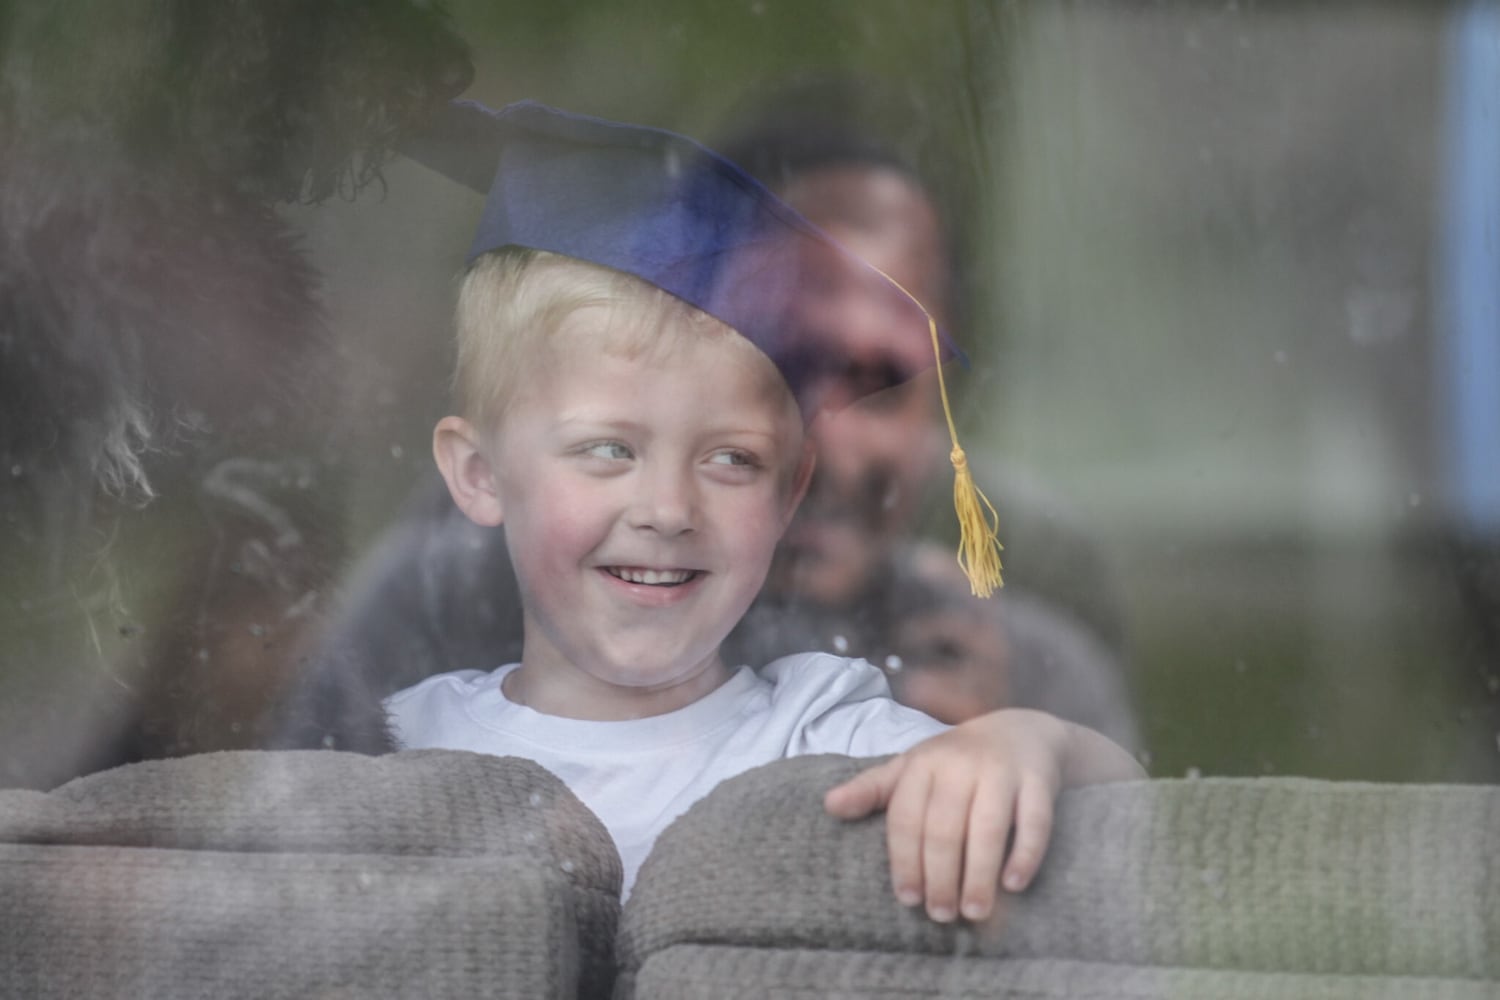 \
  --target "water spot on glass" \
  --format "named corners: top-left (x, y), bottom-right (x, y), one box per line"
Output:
top-left (9, 464), bottom-right (20, 477)
top-left (1485, 675), bottom-right (1498, 694)
top-left (357, 870), bottom-right (375, 889)
top-left (248, 623), bottom-right (265, 637)
top-left (1233, 659), bottom-right (1247, 674)
top-left (884, 654), bottom-right (903, 672)
top-left (749, 0), bottom-right (766, 14)
top-left (390, 444), bottom-right (404, 460)
top-left (523, 831), bottom-right (537, 845)
top-left (528, 791), bottom-right (542, 807)
top-left (1273, 350), bottom-right (1288, 366)
top-left (1185, 766), bottom-right (1202, 780)
top-left (1407, 492), bottom-right (1421, 508)
top-left (832, 634), bottom-right (849, 654)
top-left (1346, 286), bottom-right (1414, 345)
top-left (321, 734), bottom-right (336, 749)
top-left (230, 721), bottom-right (242, 734)
top-left (1138, 750), bottom-right (1153, 769)
top-left (560, 859), bottom-right (576, 874)
top-left (197, 648), bottom-right (209, 662)
top-left (284, 591), bottom-right (318, 620)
